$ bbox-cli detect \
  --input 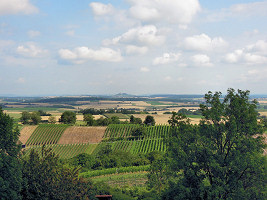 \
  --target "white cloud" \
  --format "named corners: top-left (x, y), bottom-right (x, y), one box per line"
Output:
top-left (184, 33), bottom-right (227, 51)
top-left (90, 2), bottom-right (114, 16)
top-left (140, 67), bottom-right (150, 72)
top-left (0, 0), bottom-right (38, 15)
top-left (192, 54), bottom-right (213, 67)
top-left (59, 47), bottom-right (122, 63)
top-left (27, 30), bottom-right (40, 38)
top-left (206, 1), bottom-right (267, 22)
top-left (16, 43), bottom-right (48, 57)
top-left (225, 40), bottom-right (267, 65)
top-left (153, 53), bottom-right (181, 65)
top-left (230, 1), bottom-right (267, 17)
top-left (104, 25), bottom-right (165, 46)
top-left (128, 0), bottom-right (201, 25)
top-left (126, 45), bottom-right (148, 55)
top-left (164, 76), bottom-right (172, 81)
top-left (246, 40), bottom-right (267, 55)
